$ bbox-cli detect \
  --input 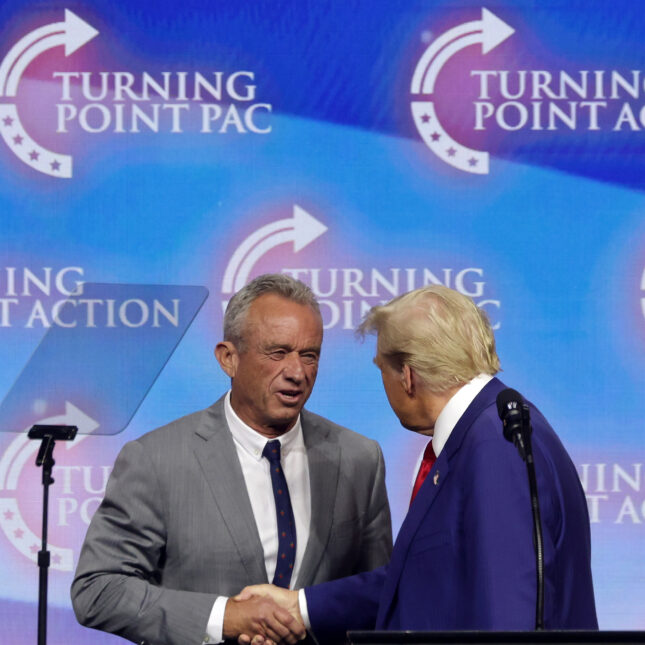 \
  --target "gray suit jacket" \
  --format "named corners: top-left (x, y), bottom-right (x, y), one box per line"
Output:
top-left (71, 396), bottom-right (392, 645)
